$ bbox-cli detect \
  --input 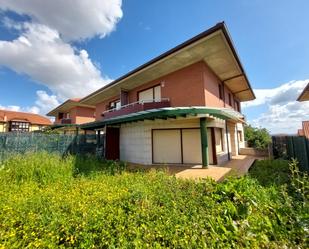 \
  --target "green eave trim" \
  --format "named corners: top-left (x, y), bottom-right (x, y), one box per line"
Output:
top-left (50, 124), bottom-right (80, 130)
top-left (80, 107), bottom-right (244, 130)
